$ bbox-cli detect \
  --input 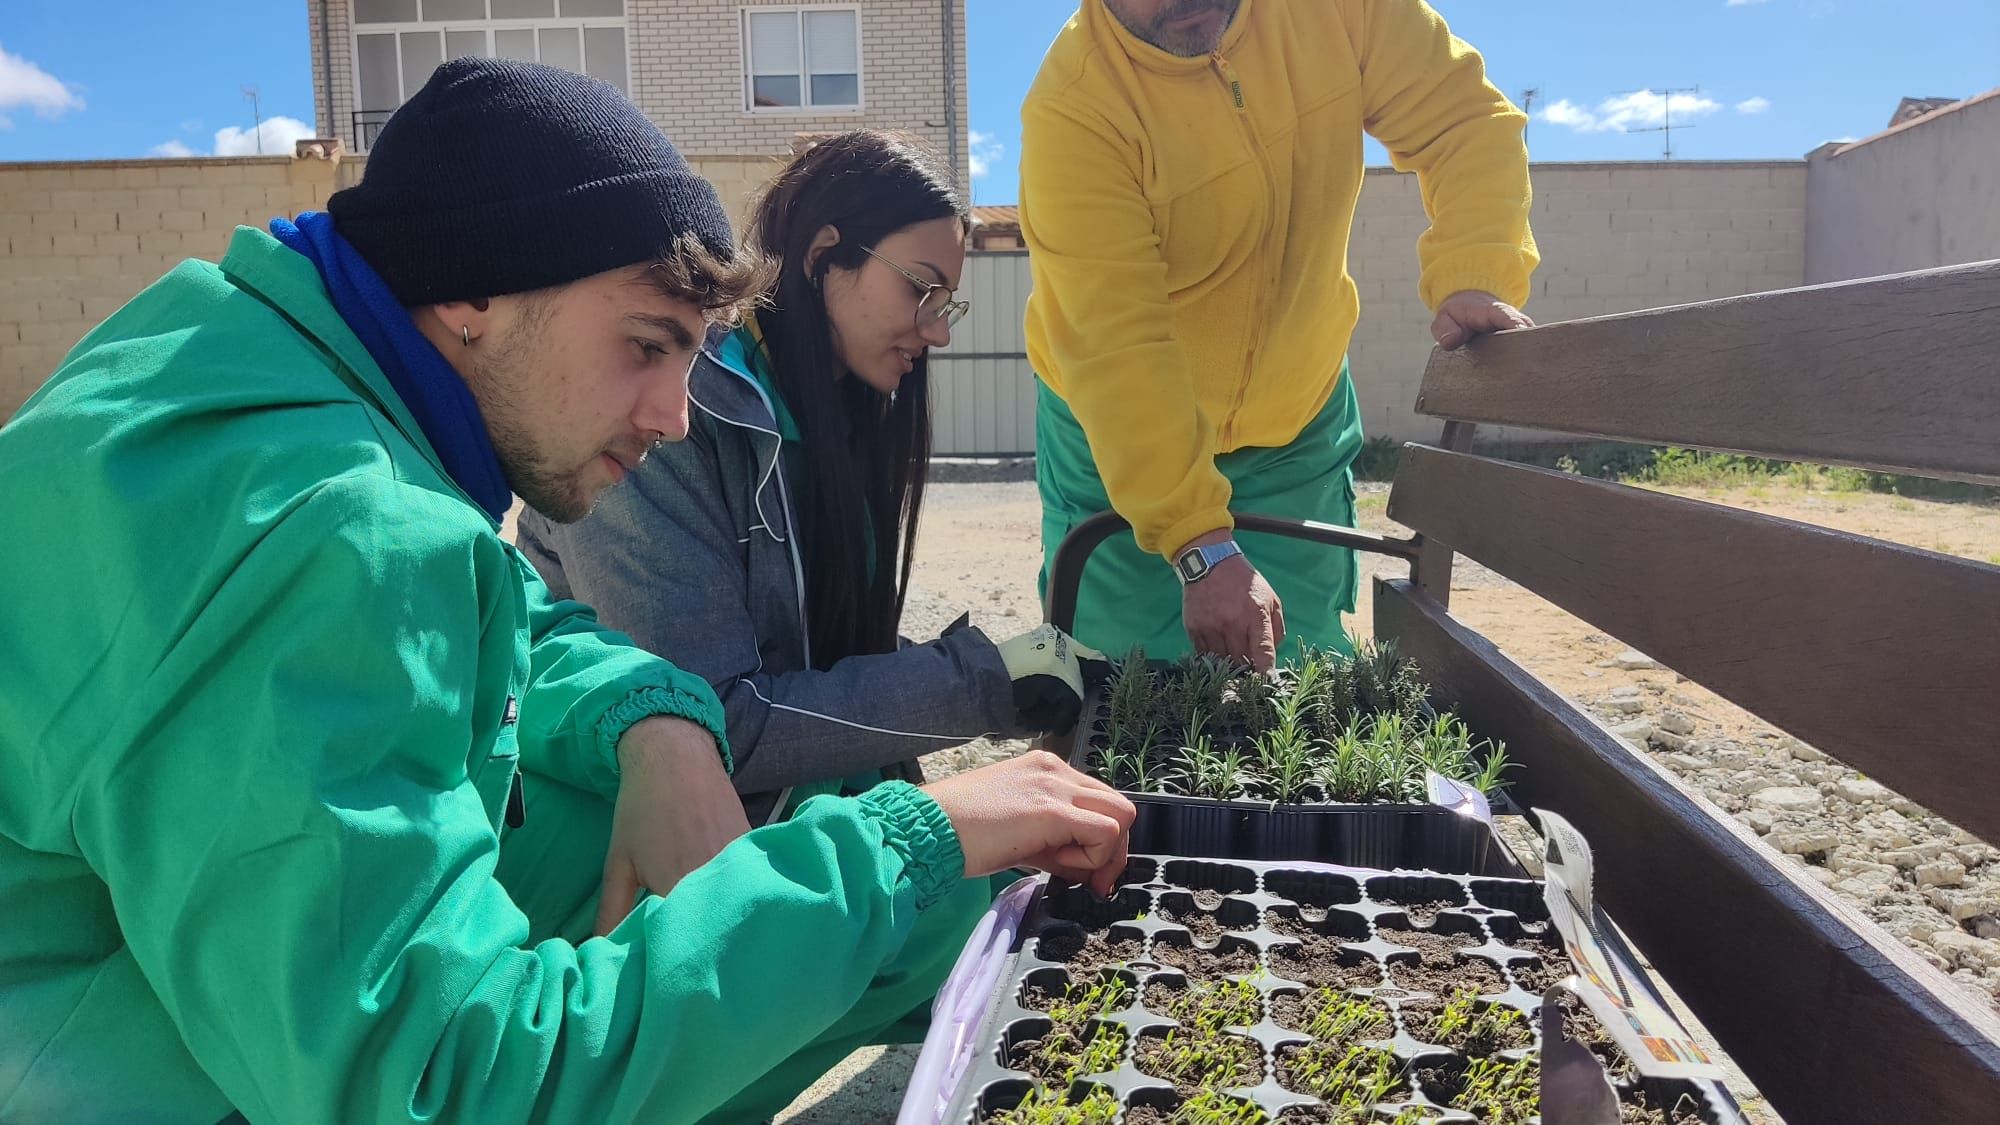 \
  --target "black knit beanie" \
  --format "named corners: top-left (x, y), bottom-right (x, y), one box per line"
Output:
top-left (327, 57), bottom-right (735, 306)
